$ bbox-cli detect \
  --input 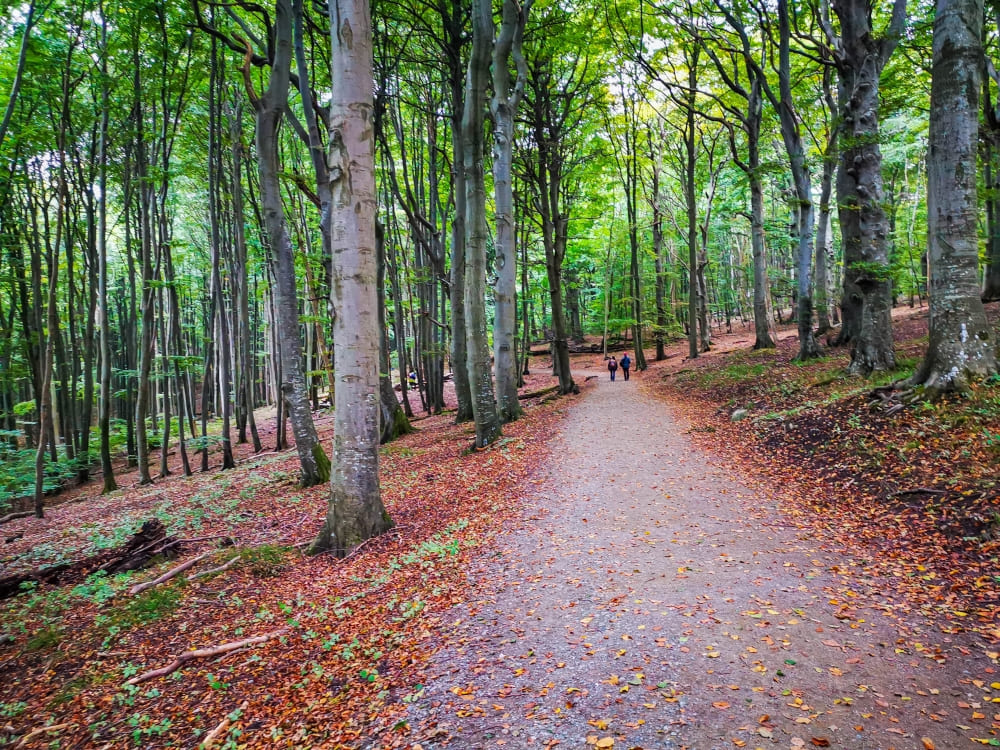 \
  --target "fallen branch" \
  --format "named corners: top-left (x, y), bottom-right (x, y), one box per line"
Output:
top-left (887, 487), bottom-right (947, 499)
top-left (126, 630), bottom-right (287, 685)
top-left (130, 551), bottom-right (214, 595)
top-left (0, 511), bottom-right (35, 525)
top-left (15, 722), bottom-right (74, 748)
top-left (201, 701), bottom-right (249, 749)
top-left (518, 385), bottom-right (559, 400)
top-left (188, 555), bottom-right (239, 581)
